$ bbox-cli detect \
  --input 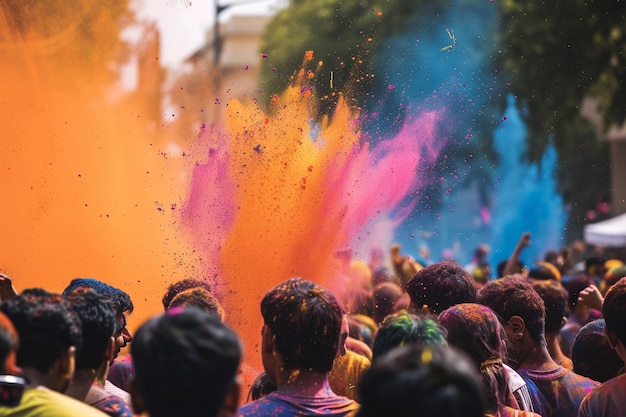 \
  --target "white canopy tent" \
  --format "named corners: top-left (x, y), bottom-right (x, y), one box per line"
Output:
top-left (584, 213), bottom-right (626, 247)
